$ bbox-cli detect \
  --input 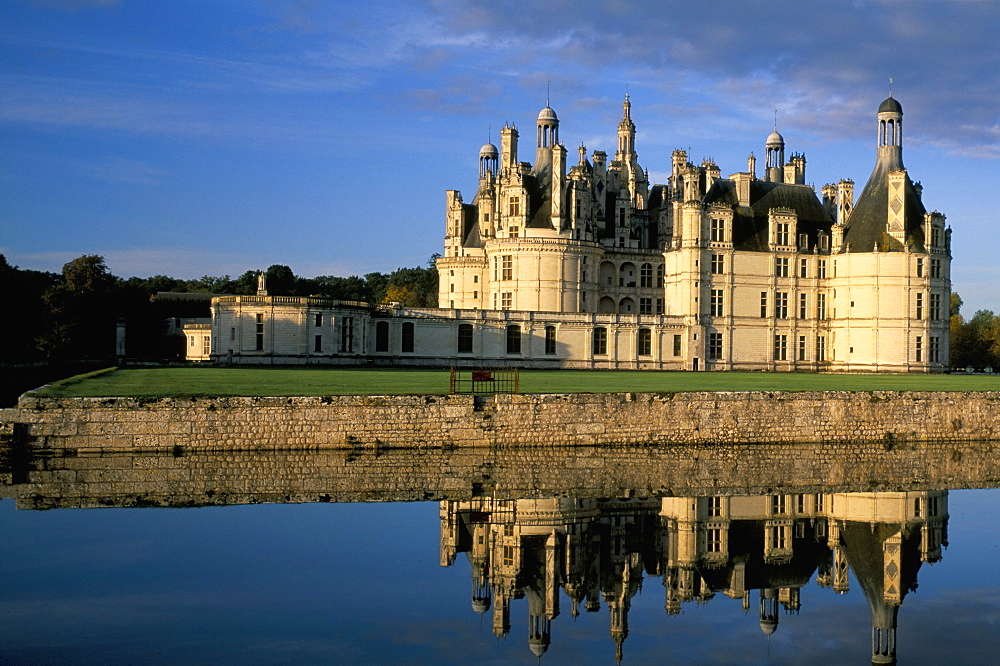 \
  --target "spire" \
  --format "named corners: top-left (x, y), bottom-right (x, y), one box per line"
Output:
top-left (617, 93), bottom-right (636, 159)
